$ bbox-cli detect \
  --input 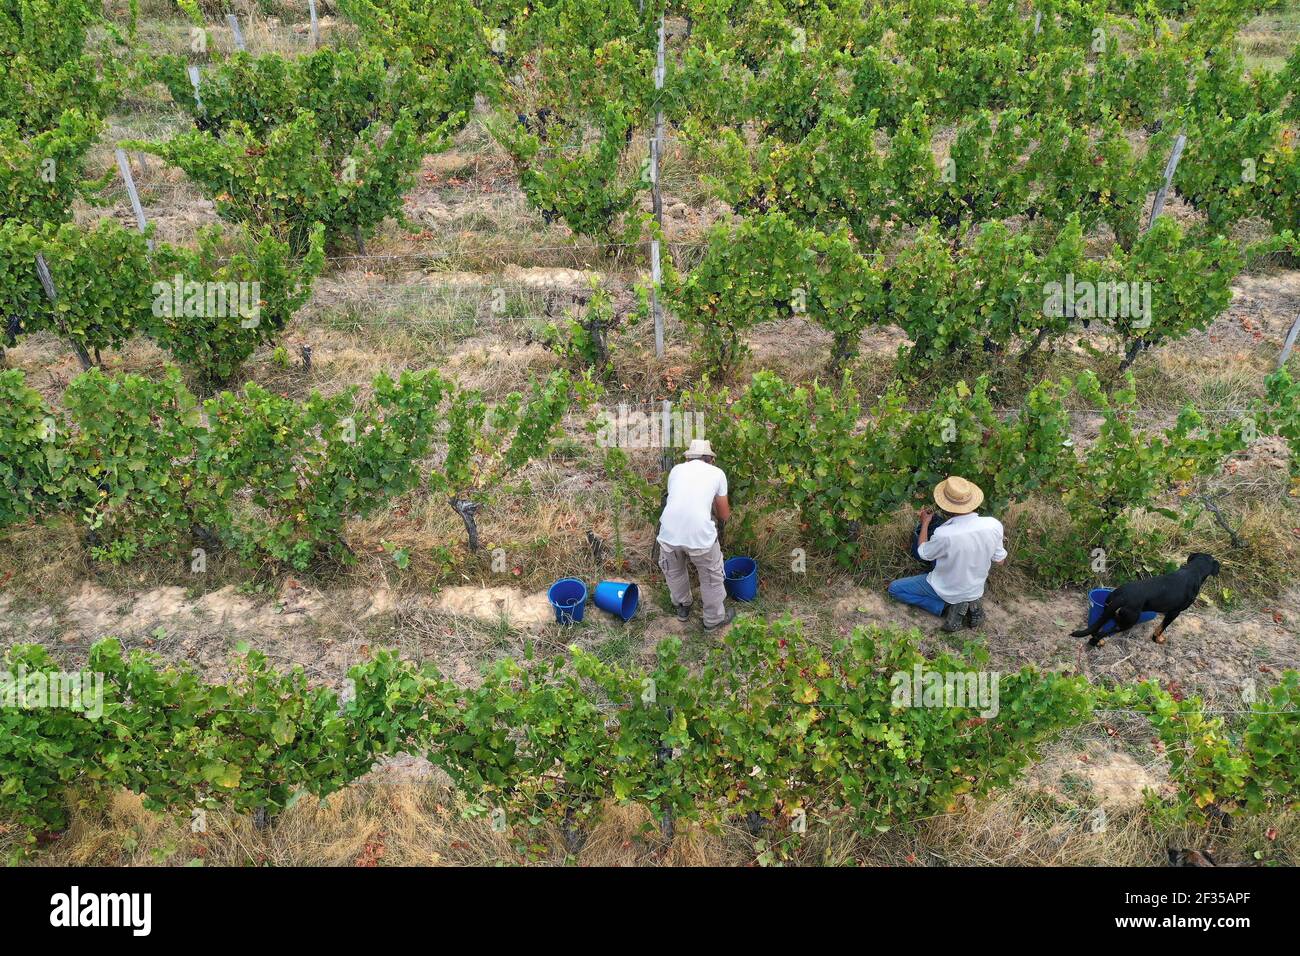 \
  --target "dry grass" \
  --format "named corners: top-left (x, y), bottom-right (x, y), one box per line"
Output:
top-left (1240, 2), bottom-right (1300, 70)
top-left (12, 729), bottom-right (1294, 867)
